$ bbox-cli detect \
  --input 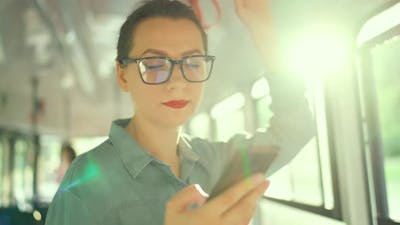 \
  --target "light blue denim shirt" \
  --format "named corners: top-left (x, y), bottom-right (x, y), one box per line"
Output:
top-left (45, 74), bottom-right (314, 225)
